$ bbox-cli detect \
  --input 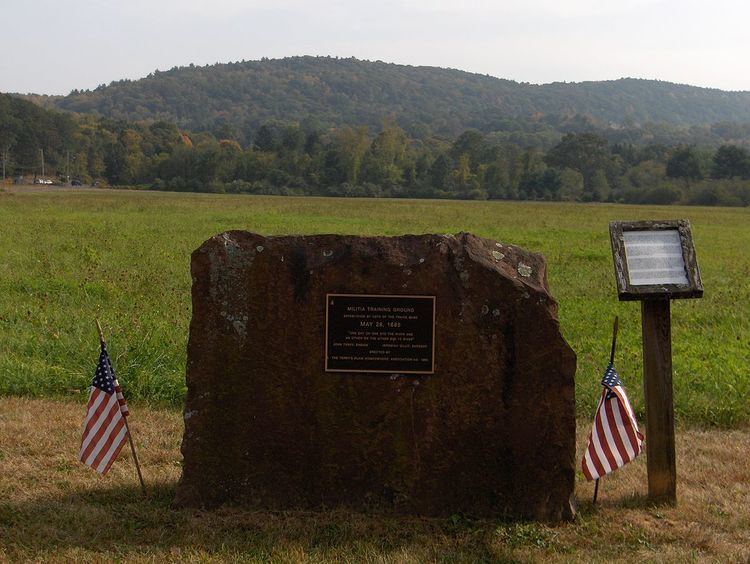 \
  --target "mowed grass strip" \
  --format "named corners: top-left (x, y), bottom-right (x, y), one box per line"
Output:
top-left (0, 396), bottom-right (748, 562)
top-left (0, 189), bottom-right (749, 425)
